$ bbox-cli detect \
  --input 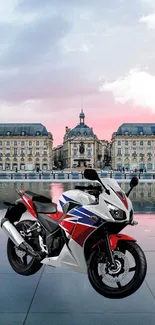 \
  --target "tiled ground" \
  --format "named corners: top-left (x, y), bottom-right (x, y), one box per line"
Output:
top-left (0, 212), bottom-right (155, 325)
